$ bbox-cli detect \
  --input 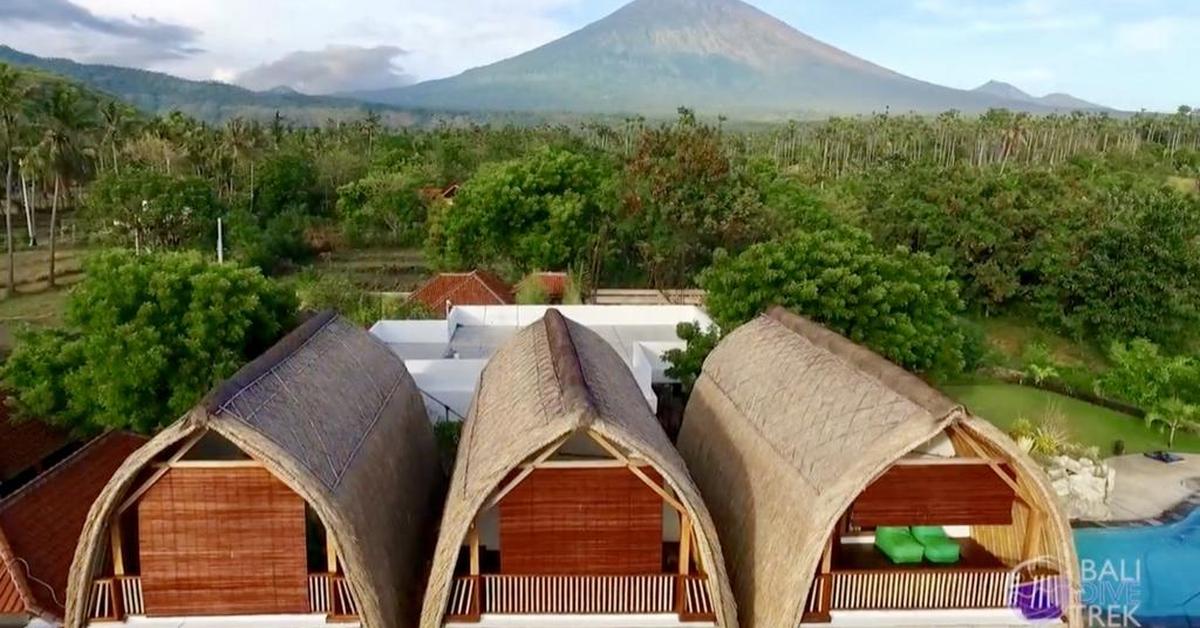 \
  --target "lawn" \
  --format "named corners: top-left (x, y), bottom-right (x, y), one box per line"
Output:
top-left (312, 248), bottom-right (429, 292)
top-left (944, 382), bottom-right (1200, 455)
